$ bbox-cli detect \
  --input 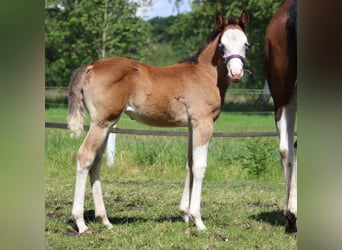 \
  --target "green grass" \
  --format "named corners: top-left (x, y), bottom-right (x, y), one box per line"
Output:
top-left (45, 108), bottom-right (296, 249)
